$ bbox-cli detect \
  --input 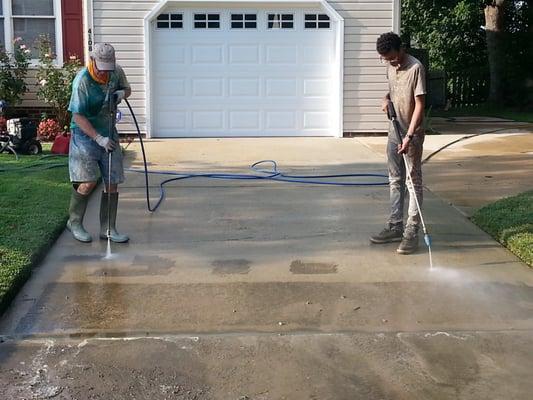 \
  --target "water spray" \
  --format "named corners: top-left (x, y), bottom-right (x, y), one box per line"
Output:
top-left (387, 102), bottom-right (433, 268)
